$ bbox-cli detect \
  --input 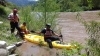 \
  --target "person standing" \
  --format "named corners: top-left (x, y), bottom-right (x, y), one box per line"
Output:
top-left (8, 9), bottom-right (24, 39)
